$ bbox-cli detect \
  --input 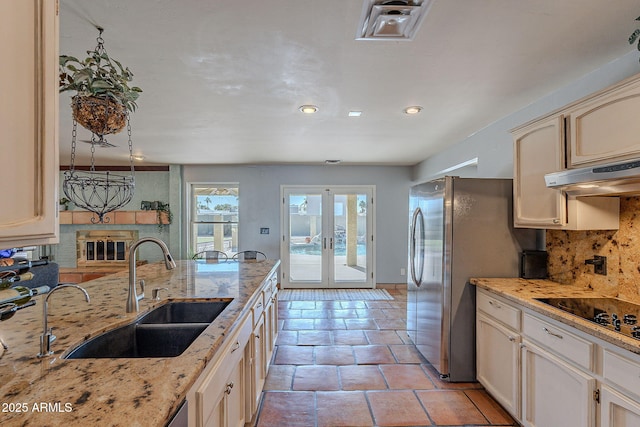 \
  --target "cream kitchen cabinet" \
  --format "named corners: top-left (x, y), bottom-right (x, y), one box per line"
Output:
top-left (0, 0), bottom-right (59, 248)
top-left (264, 274), bottom-right (278, 368)
top-left (250, 302), bottom-right (267, 416)
top-left (476, 290), bottom-right (522, 421)
top-left (512, 116), bottom-right (618, 230)
top-left (600, 385), bottom-right (640, 427)
top-left (521, 339), bottom-right (596, 427)
top-left (191, 315), bottom-right (252, 427)
top-left (567, 75), bottom-right (640, 168)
